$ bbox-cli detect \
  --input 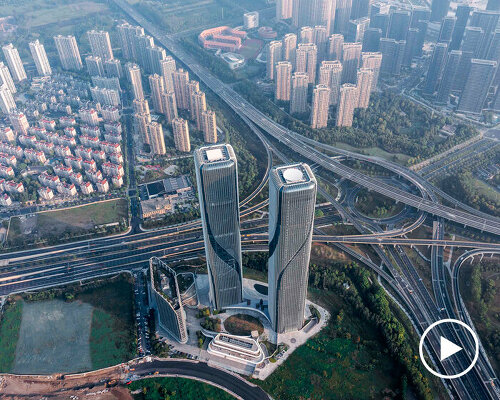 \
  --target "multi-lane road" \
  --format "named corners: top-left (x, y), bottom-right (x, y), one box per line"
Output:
top-left (1, 1), bottom-right (498, 399)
